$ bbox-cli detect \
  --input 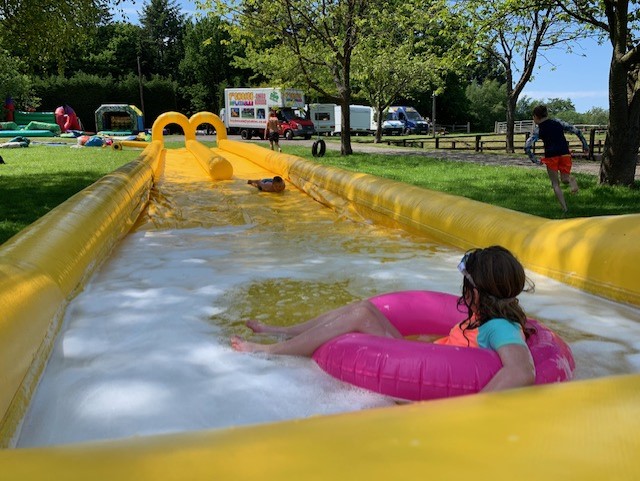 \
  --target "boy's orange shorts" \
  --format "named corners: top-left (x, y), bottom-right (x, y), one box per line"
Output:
top-left (541, 154), bottom-right (572, 174)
